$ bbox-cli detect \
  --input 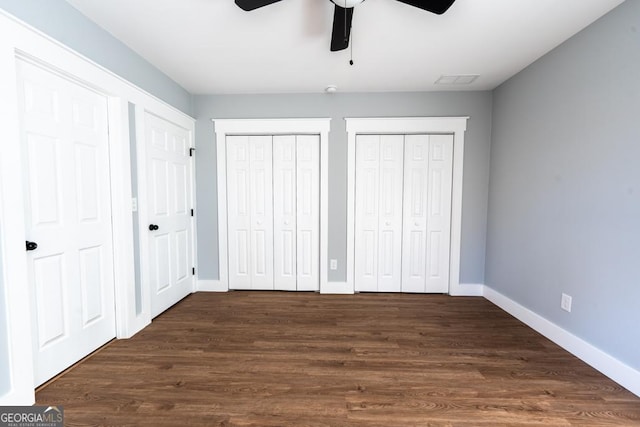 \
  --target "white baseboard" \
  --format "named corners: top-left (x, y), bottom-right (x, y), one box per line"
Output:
top-left (483, 286), bottom-right (640, 398)
top-left (450, 283), bottom-right (484, 296)
top-left (320, 281), bottom-right (354, 294)
top-left (197, 280), bottom-right (228, 292)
